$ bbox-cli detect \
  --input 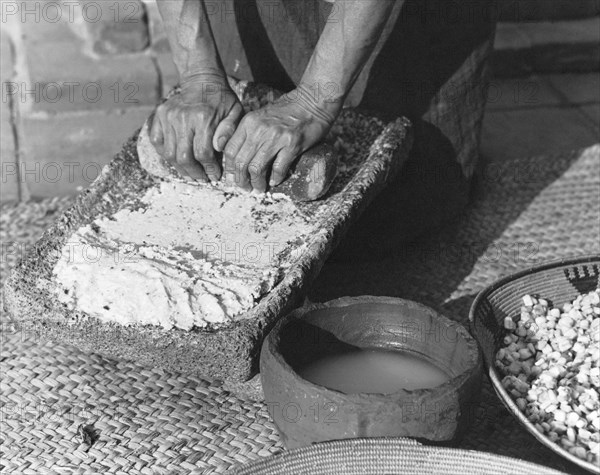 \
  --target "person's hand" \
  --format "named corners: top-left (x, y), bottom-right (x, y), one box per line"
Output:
top-left (150, 72), bottom-right (243, 181)
top-left (222, 87), bottom-right (339, 192)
